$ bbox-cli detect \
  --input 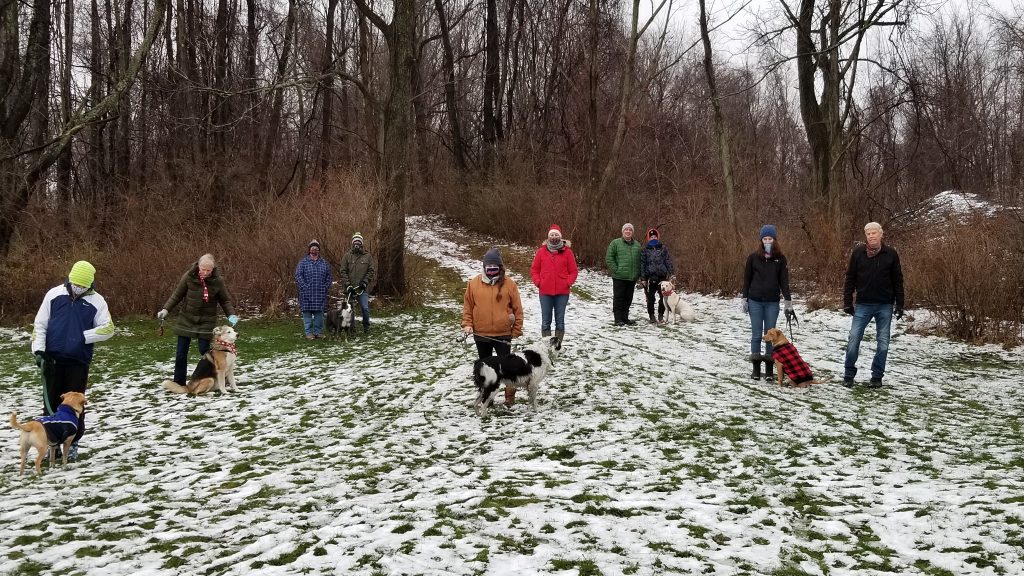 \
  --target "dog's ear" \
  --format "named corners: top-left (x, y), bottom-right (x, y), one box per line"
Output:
top-left (549, 336), bottom-right (561, 351)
